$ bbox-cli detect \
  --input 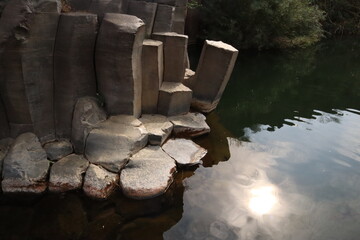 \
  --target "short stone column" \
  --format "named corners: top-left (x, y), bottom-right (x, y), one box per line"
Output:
top-left (191, 40), bottom-right (238, 113)
top-left (152, 4), bottom-right (175, 33)
top-left (141, 39), bottom-right (163, 113)
top-left (96, 13), bottom-right (145, 117)
top-left (54, 12), bottom-right (98, 139)
top-left (127, 1), bottom-right (157, 37)
top-left (0, 0), bottom-right (61, 142)
top-left (158, 82), bottom-right (192, 116)
top-left (152, 32), bottom-right (188, 83)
